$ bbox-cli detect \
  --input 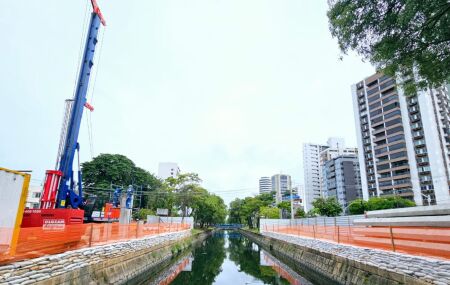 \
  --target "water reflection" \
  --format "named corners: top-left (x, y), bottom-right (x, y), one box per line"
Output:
top-left (169, 234), bottom-right (226, 285)
top-left (158, 231), bottom-right (314, 285)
